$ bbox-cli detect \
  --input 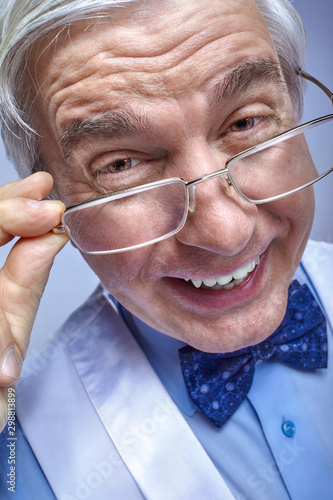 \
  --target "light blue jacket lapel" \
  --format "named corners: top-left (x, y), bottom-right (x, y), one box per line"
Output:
top-left (17, 286), bottom-right (235, 499)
